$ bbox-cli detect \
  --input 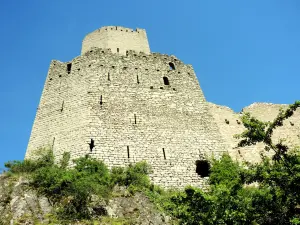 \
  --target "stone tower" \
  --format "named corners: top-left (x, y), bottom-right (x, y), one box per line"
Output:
top-left (26, 26), bottom-right (226, 188)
